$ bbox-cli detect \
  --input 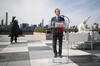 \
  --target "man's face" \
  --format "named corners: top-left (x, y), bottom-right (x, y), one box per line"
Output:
top-left (55, 10), bottom-right (60, 16)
